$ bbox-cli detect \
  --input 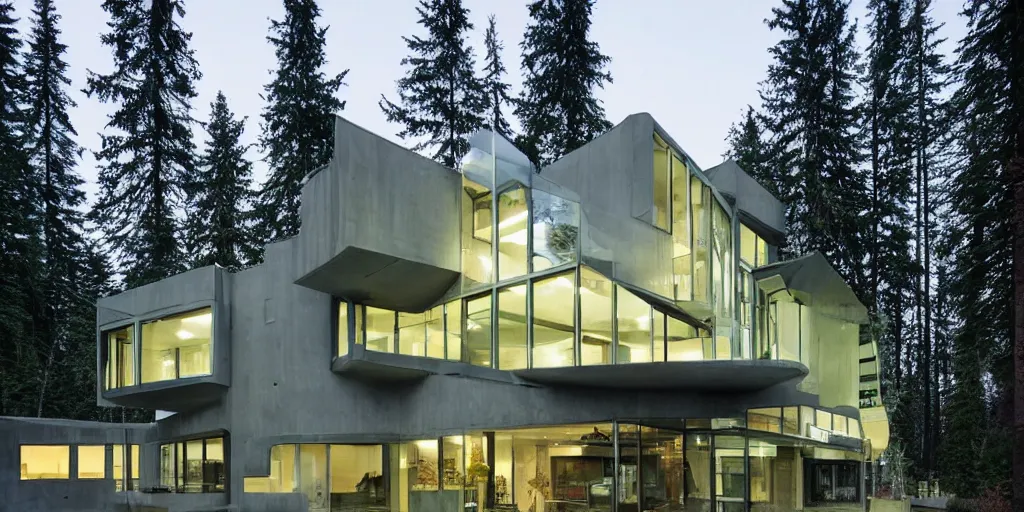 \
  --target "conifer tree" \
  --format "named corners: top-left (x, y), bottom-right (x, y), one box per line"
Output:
top-left (380, 0), bottom-right (485, 168)
top-left (256, 0), bottom-right (347, 243)
top-left (85, 0), bottom-right (201, 288)
top-left (942, 0), bottom-right (1020, 496)
top-left (23, 0), bottom-right (93, 417)
top-left (184, 92), bottom-right (255, 272)
top-left (724, 106), bottom-right (778, 198)
top-left (515, 0), bottom-right (612, 167)
top-left (0, 0), bottom-right (44, 417)
top-left (758, 0), bottom-right (869, 296)
top-left (481, 14), bottom-right (514, 140)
